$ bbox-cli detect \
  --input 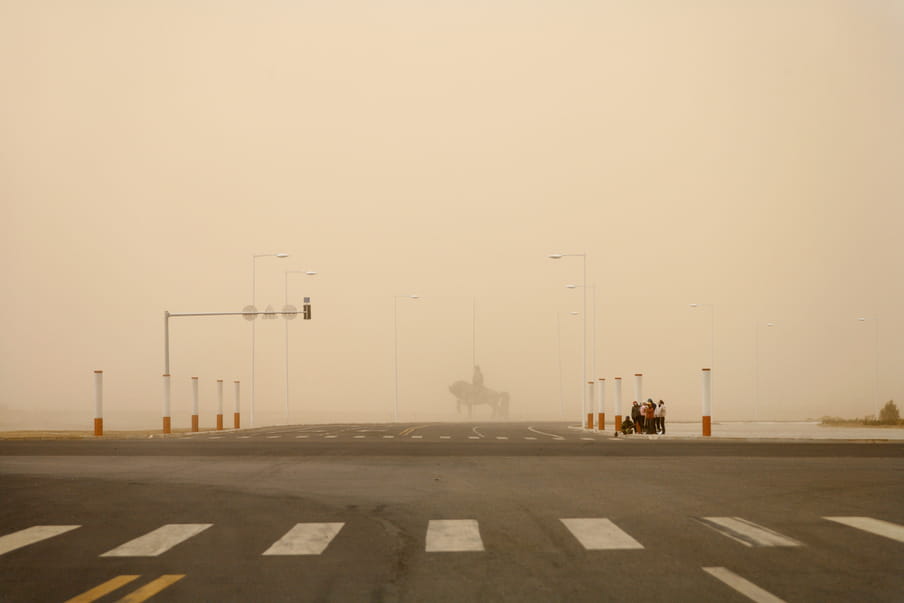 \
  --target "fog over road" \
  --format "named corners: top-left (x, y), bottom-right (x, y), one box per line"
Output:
top-left (1, 423), bottom-right (902, 602)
